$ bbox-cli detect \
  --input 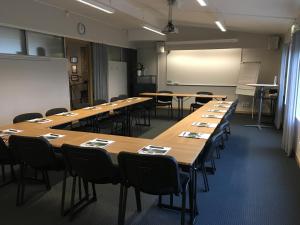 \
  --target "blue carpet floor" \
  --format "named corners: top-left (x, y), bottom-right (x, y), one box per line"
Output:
top-left (0, 113), bottom-right (300, 225)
